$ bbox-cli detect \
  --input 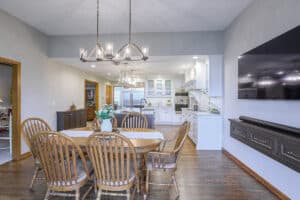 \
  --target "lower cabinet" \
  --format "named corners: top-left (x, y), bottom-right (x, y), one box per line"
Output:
top-left (182, 109), bottom-right (223, 150)
top-left (57, 109), bottom-right (87, 131)
top-left (154, 107), bottom-right (182, 125)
